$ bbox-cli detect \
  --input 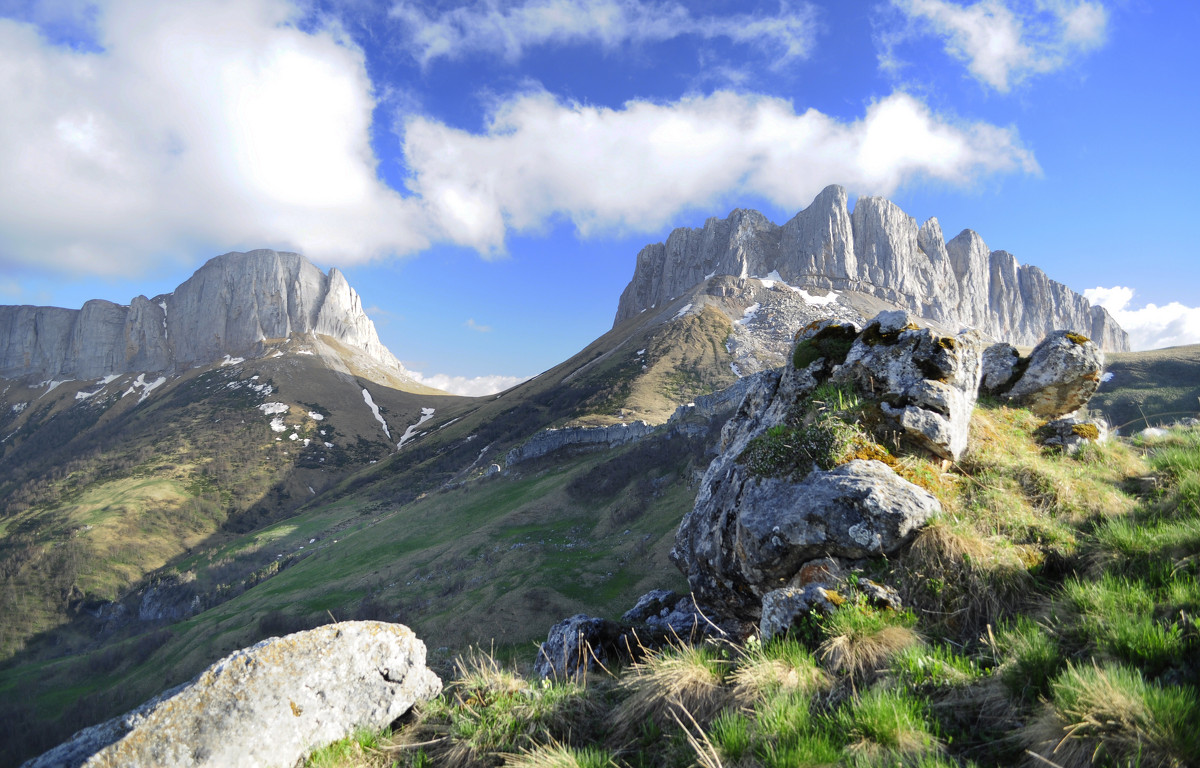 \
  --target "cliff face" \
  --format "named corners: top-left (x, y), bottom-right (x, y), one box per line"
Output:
top-left (0, 250), bottom-right (410, 380)
top-left (614, 185), bottom-right (1129, 351)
